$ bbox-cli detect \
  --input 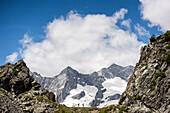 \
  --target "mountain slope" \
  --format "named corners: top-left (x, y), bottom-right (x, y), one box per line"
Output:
top-left (119, 33), bottom-right (170, 112)
top-left (32, 63), bottom-right (134, 107)
top-left (0, 60), bottom-right (57, 113)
